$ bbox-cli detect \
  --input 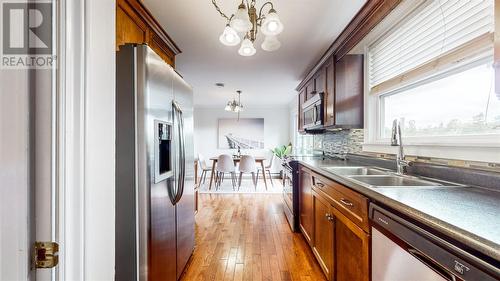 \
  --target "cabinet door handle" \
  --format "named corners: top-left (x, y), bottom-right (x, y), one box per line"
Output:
top-left (325, 214), bottom-right (334, 222)
top-left (316, 182), bottom-right (325, 187)
top-left (340, 198), bottom-right (354, 207)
